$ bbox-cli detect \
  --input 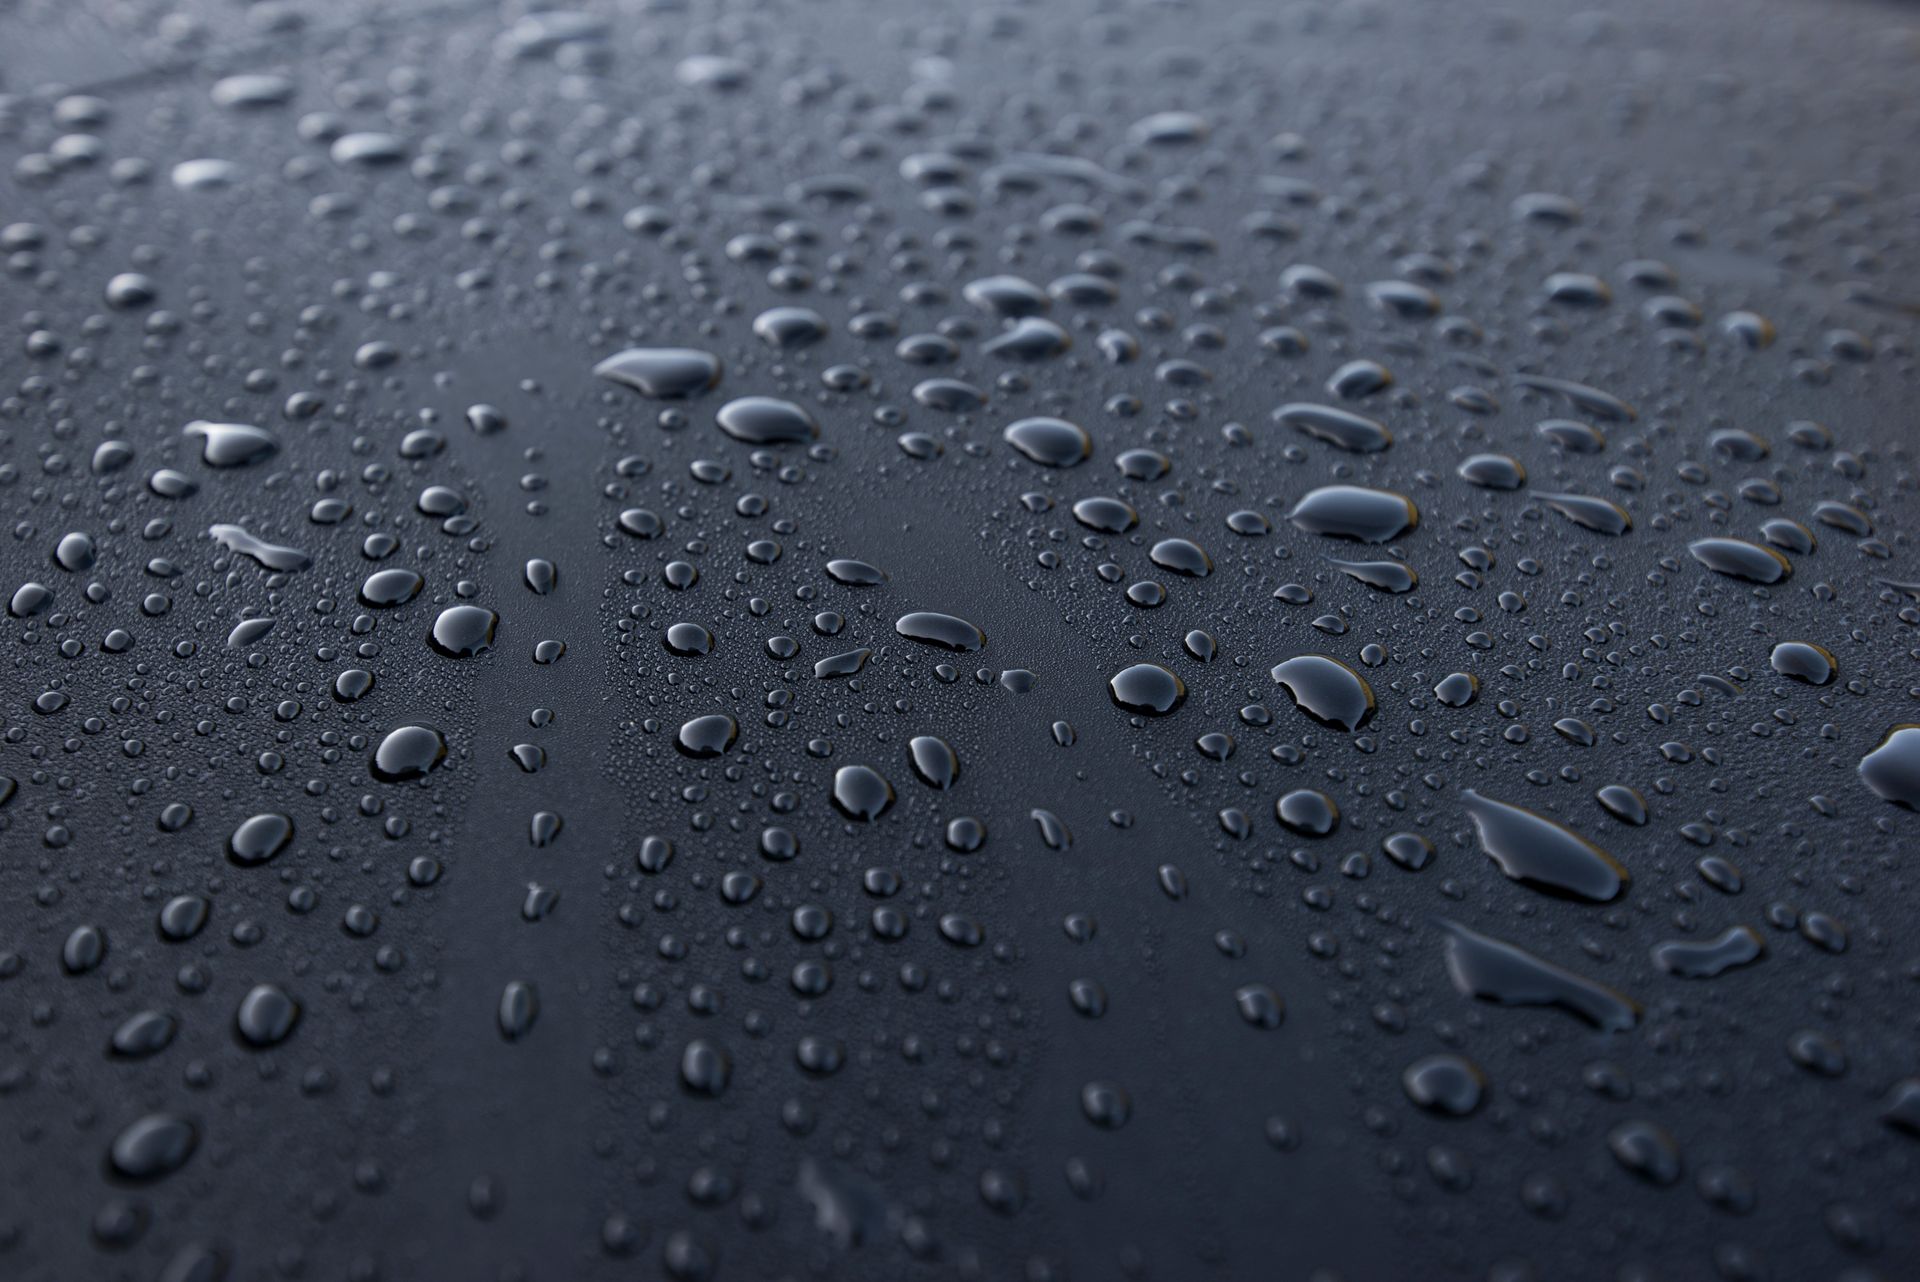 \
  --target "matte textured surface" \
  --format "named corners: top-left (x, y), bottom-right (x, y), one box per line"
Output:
top-left (2, 2), bottom-right (1920, 1280)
